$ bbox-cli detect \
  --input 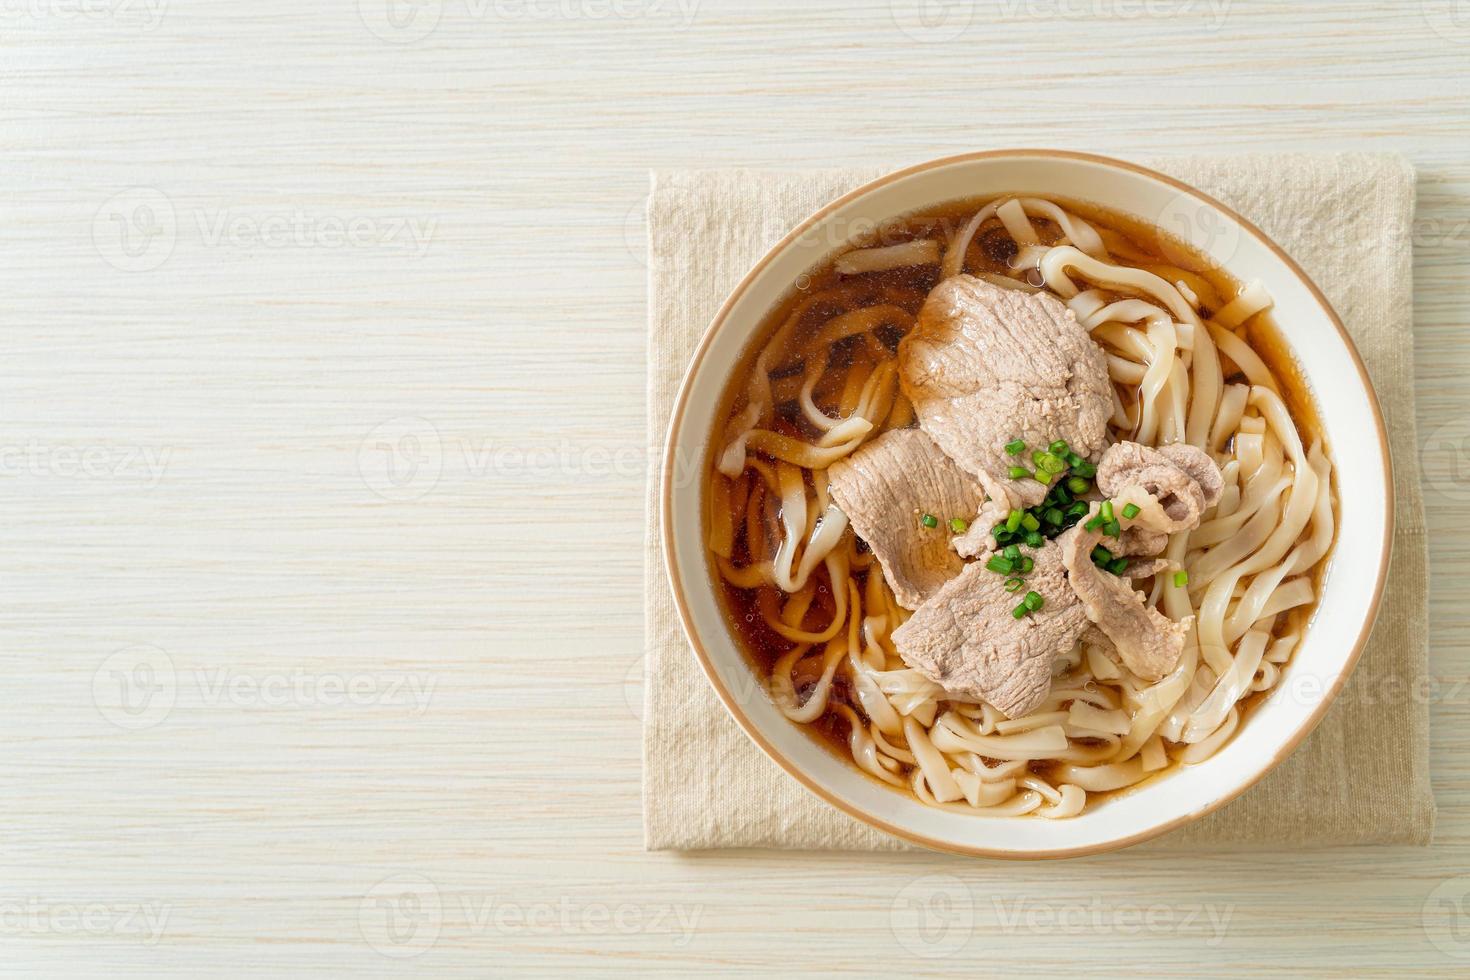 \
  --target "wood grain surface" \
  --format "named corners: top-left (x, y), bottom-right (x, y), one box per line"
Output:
top-left (2, 0), bottom-right (1469, 975)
